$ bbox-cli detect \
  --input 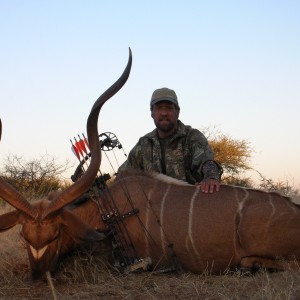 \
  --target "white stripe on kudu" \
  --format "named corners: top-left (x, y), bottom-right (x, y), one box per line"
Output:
top-left (144, 185), bottom-right (155, 255)
top-left (188, 188), bottom-right (200, 258)
top-left (160, 184), bottom-right (171, 257)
